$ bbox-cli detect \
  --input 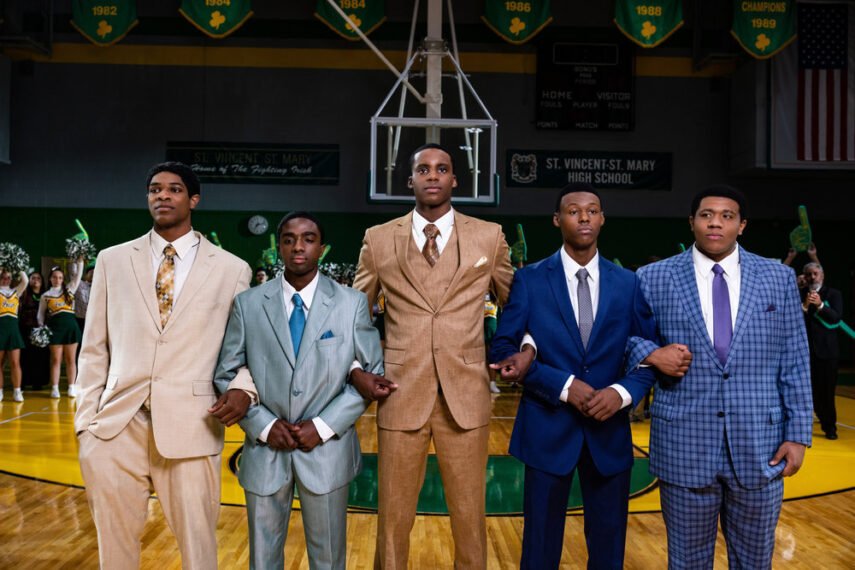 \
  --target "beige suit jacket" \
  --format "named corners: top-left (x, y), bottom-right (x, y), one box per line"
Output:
top-left (353, 211), bottom-right (514, 431)
top-left (74, 231), bottom-right (251, 458)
